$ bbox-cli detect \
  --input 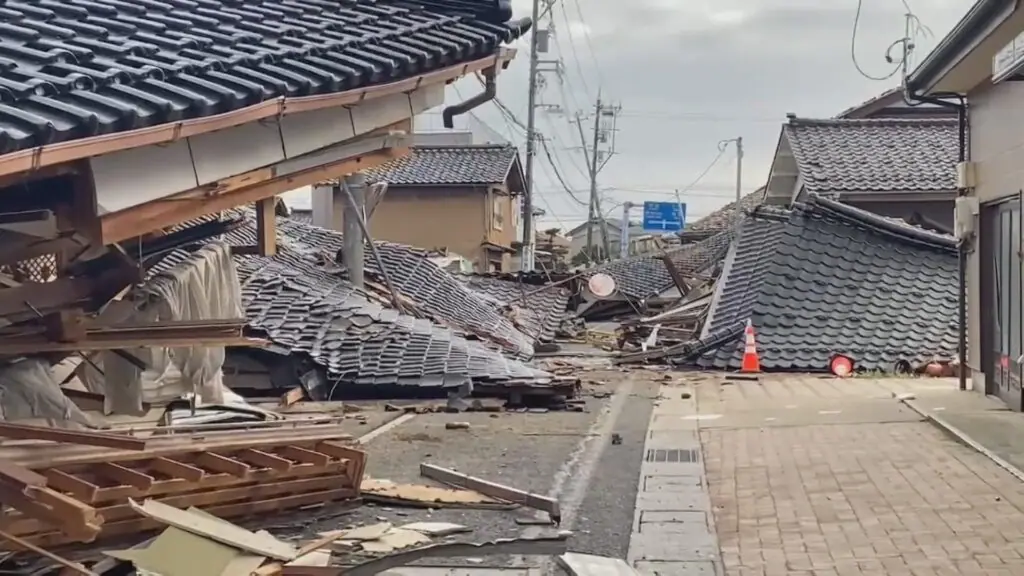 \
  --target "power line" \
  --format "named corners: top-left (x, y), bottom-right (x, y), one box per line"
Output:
top-left (850, 0), bottom-right (930, 82)
top-left (556, 0), bottom-right (592, 99)
top-left (568, 0), bottom-right (604, 89)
